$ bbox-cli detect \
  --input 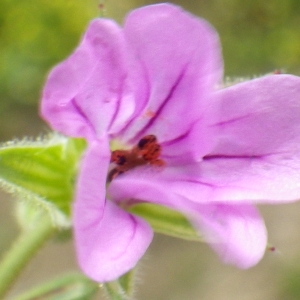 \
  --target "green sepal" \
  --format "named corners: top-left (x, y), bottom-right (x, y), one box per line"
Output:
top-left (129, 203), bottom-right (203, 241)
top-left (12, 273), bottom-right (99, 300)
top-left (101, 281), bottom-right (129, 300)
top-left (0, 135), bottom-right (86, 221)
top-left (101, 270), bottom-right (135, 300)
top-left (118, 270), bottom-right (135, 298)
